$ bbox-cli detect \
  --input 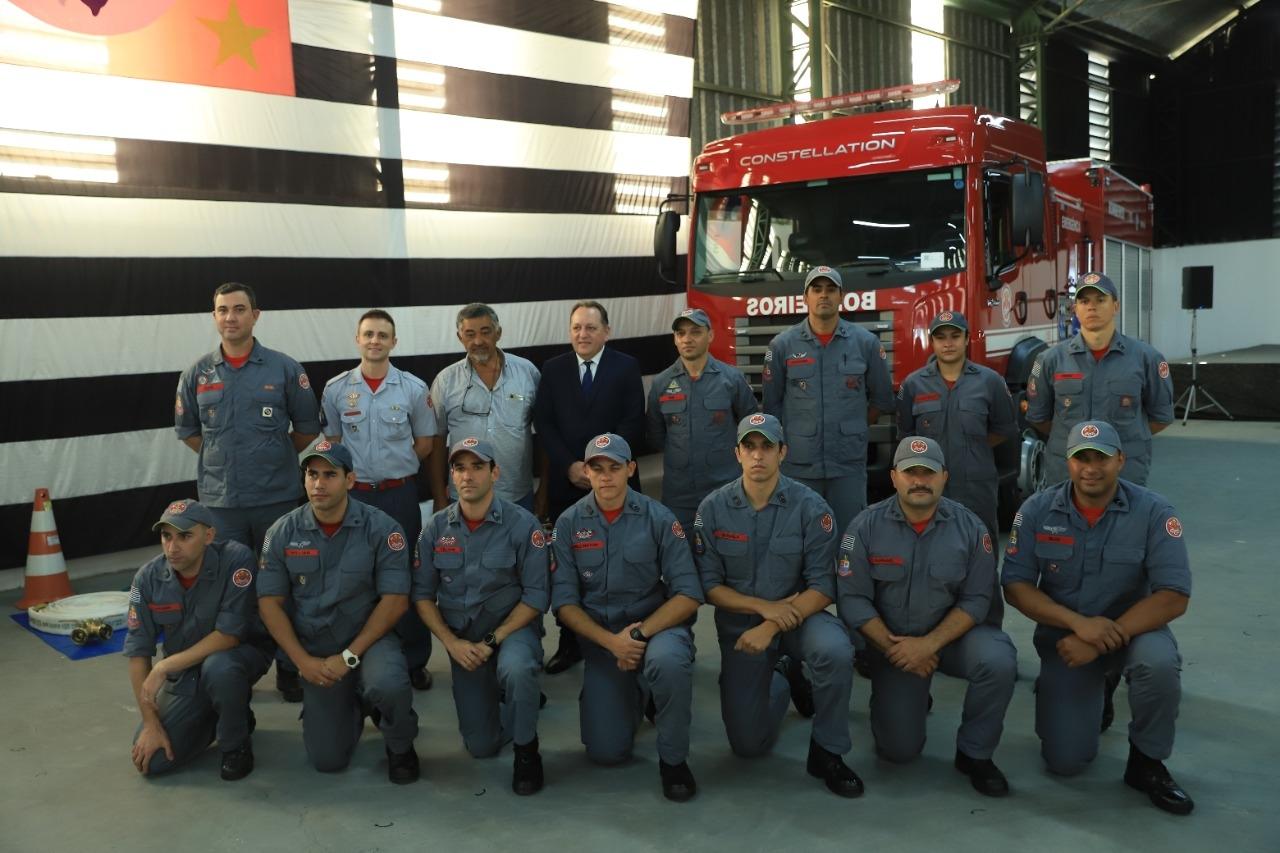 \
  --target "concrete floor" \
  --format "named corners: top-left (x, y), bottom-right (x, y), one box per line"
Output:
top-left (2, 419), bottom-right (1278, 853)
